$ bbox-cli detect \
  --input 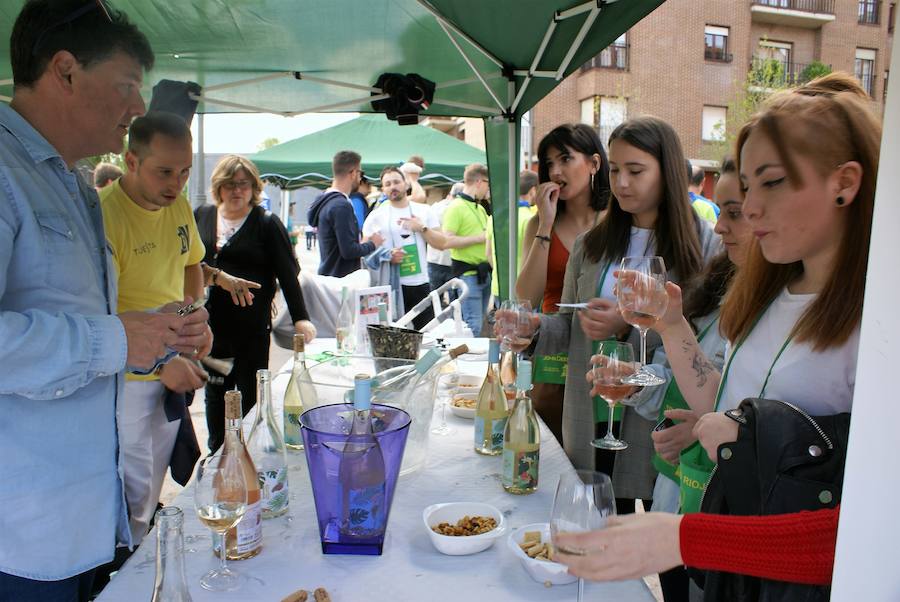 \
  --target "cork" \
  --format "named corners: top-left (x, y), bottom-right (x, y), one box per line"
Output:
top-left (293, 333), bottom-right (306, 353)
top-left (224, 389), bottom-right (242, 420)
top-left (449, 344), bottom-right (469, 359)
